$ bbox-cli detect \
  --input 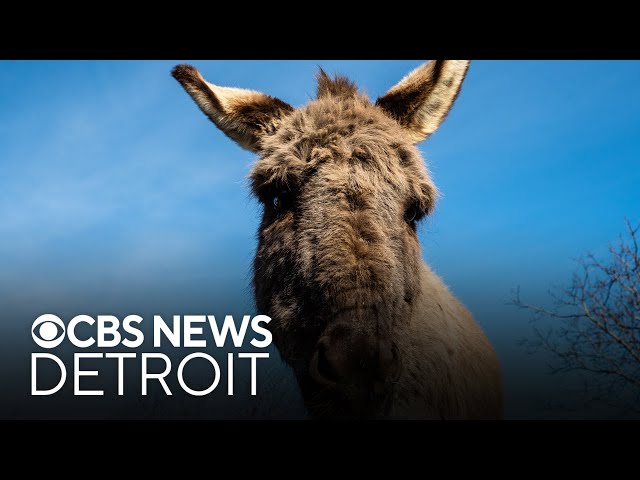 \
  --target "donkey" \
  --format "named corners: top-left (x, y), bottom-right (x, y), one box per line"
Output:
top-left (172, 60), bottom-right (502, 418)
